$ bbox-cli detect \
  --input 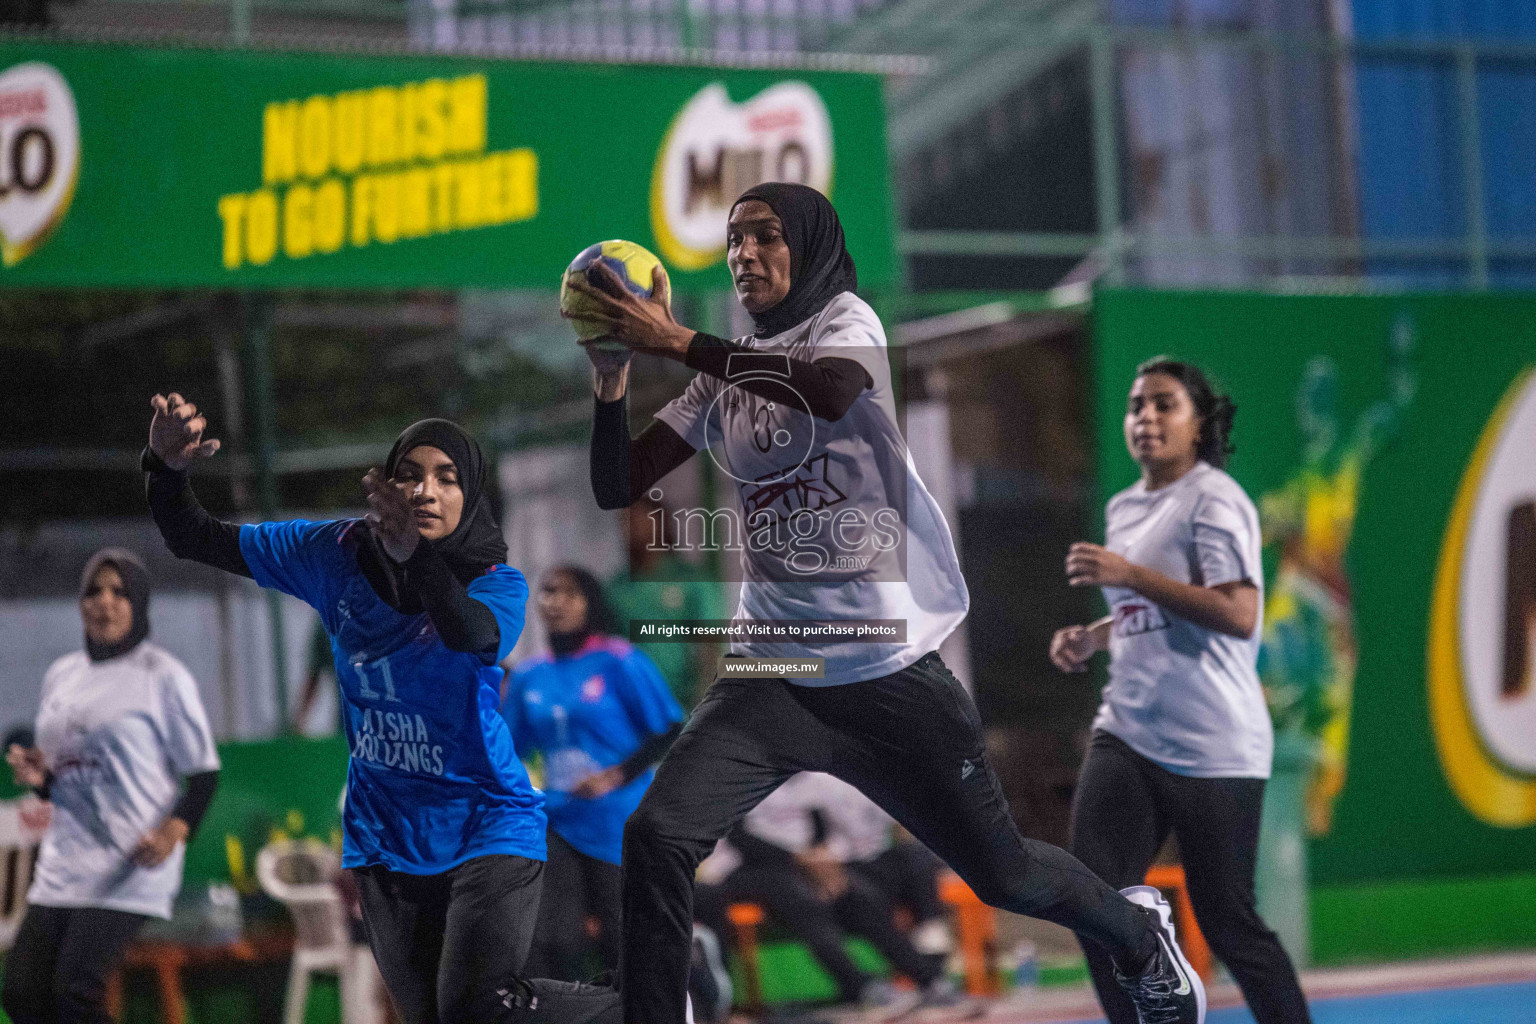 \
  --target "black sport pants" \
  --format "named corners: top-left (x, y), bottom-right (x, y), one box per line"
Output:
top-left (528, 830), bottom-right (623, 982)
top-left (1, 904), bottom-right (147, 1024)
top-left (620, 652), bottom-right (1152, 1024)
top-left (1069, 730), bottom-right (1312, 1024)
top-left (355, 853), bottom-right (621, 1024)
